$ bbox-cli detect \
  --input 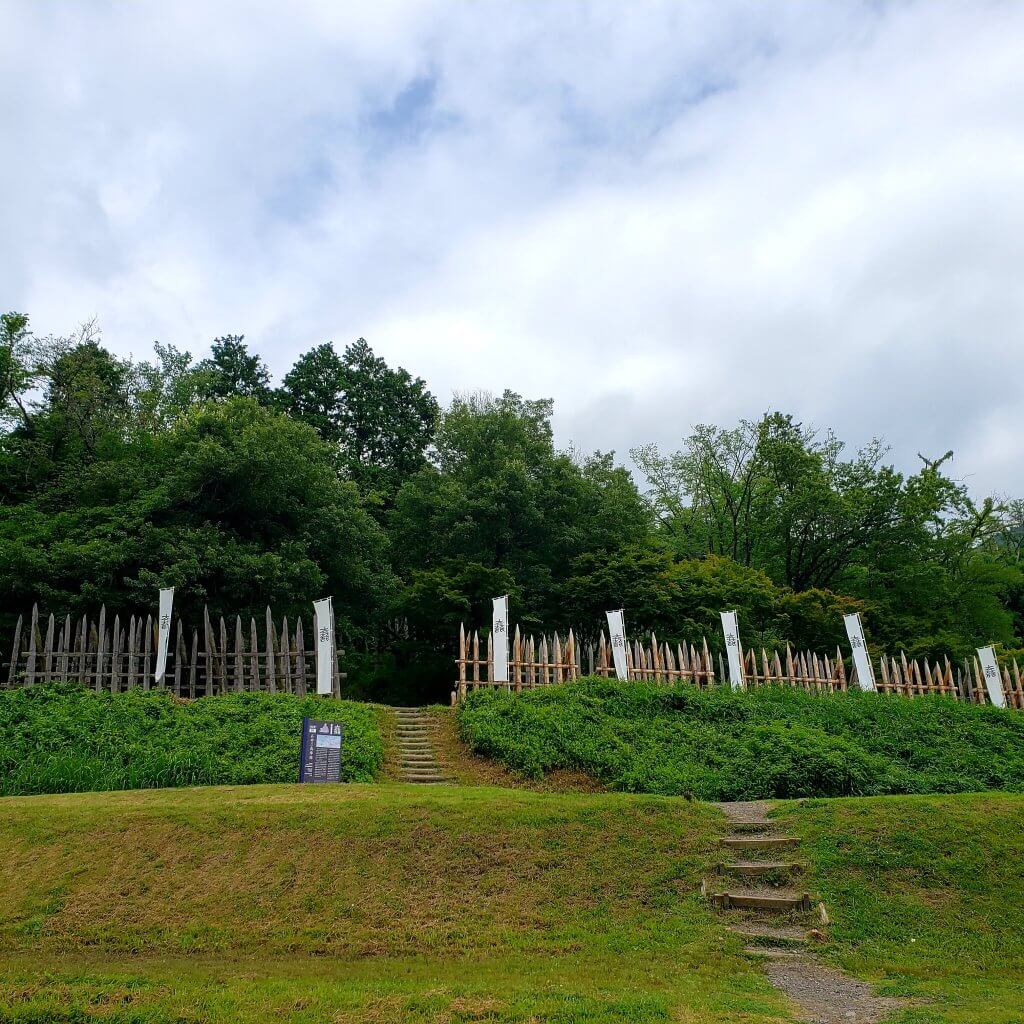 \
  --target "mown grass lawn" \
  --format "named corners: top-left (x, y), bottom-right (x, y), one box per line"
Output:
top-left (0, 782), bottom-right (794, 1024)
top-left (777, 792), bottom-right (1024, 1024)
